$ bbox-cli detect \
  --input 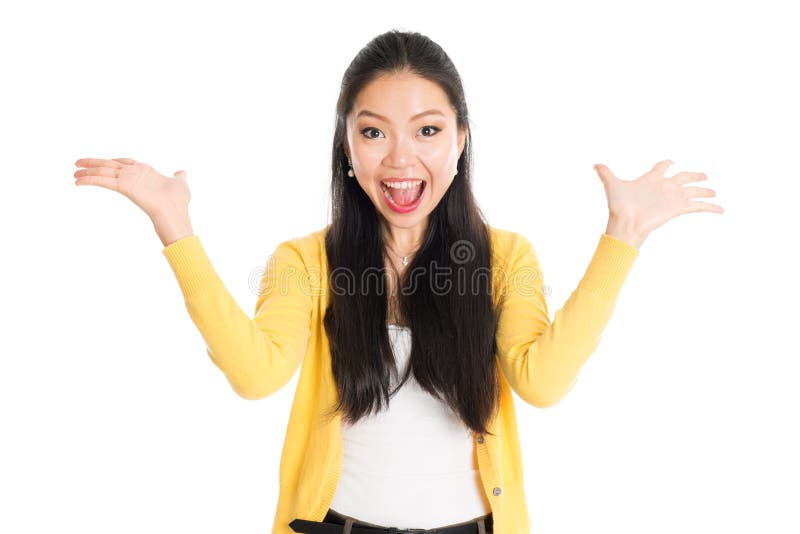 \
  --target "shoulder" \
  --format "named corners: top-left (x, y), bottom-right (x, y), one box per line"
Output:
top-left (486, 225), bottom-right (543, 303)
top-left (270, 224), bottom-right (330, 269)
top-left (487, 224), bottom-right (538, 268)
